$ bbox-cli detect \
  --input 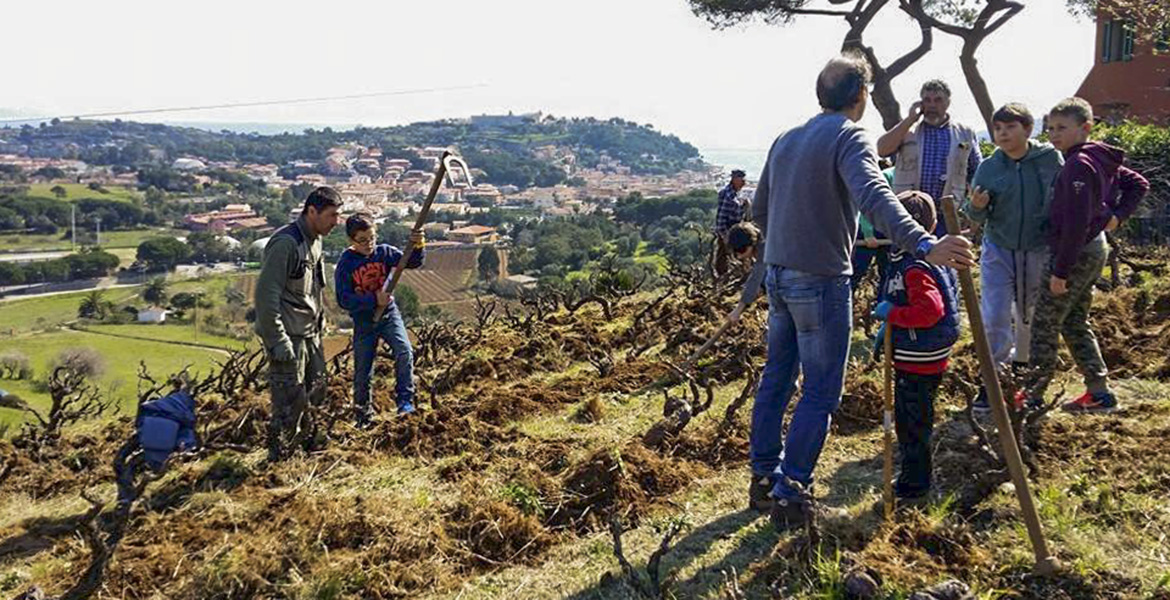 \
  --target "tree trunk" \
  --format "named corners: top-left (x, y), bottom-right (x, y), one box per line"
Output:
top-left (870, 75), bottom-right (905, 131)
top-left (960, 38), bottom-right (996, 137)
top-left (843, 0), bottom-right (934, 130)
